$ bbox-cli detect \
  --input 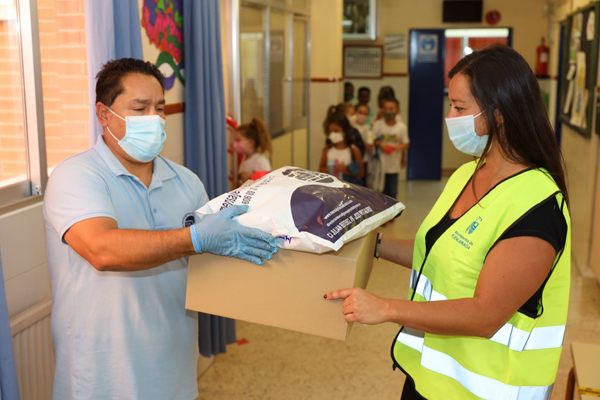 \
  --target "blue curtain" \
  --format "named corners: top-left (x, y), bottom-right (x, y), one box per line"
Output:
top-left (84, 0), bottom-right (143, 146)
top-left (0, 248), bottom-right (20, 400)
top-left (183, 0), bottom-right (235, 357)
